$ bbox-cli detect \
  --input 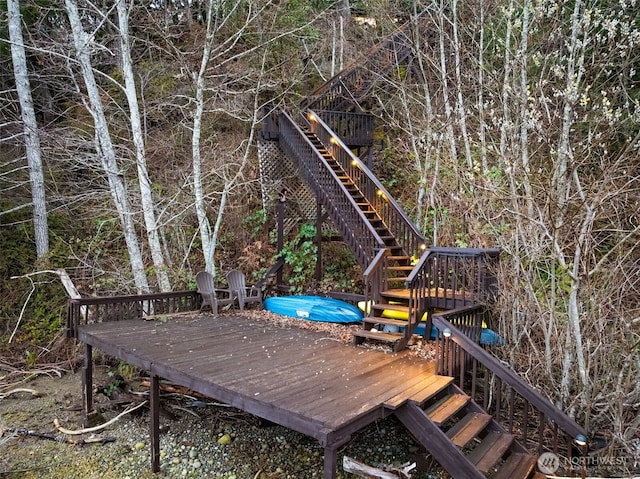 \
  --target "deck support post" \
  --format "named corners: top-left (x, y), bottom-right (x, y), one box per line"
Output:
top-left (82, 343), bottom-right (93, 417)
top-left (277, 191), bottom-right (285, 288)
top-left (315, 198), bottom-right (323, 287)
top-left (150, 374), bottom-right (160, 473)
top-left (323, 445), bottom-right (338, 479)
